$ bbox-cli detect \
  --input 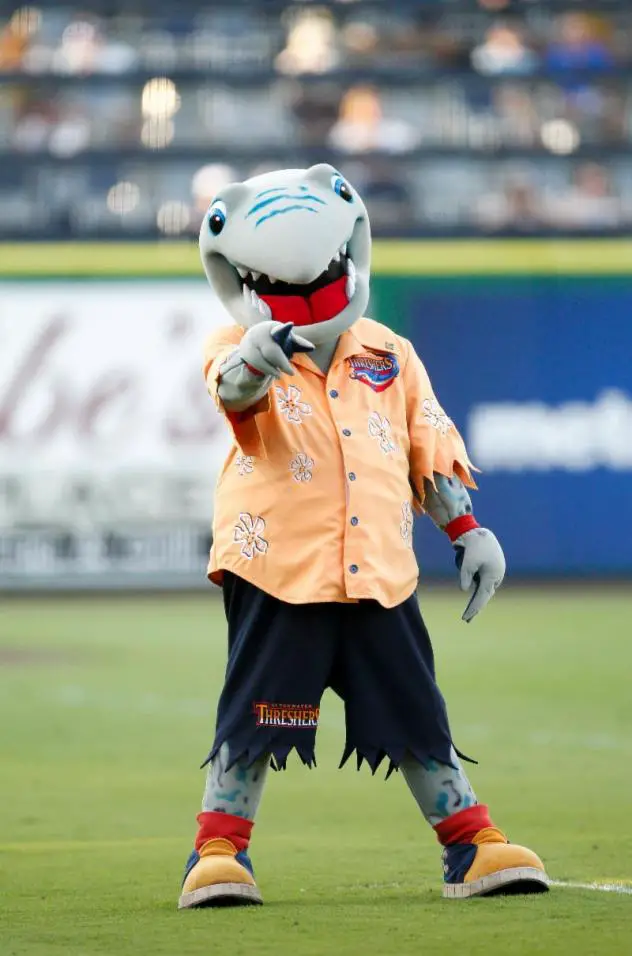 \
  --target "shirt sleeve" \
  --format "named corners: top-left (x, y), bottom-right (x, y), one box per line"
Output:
top-left (203, 326), bottom-right (269, 460)
top-left (402, 339), bottom-right (478, 513)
